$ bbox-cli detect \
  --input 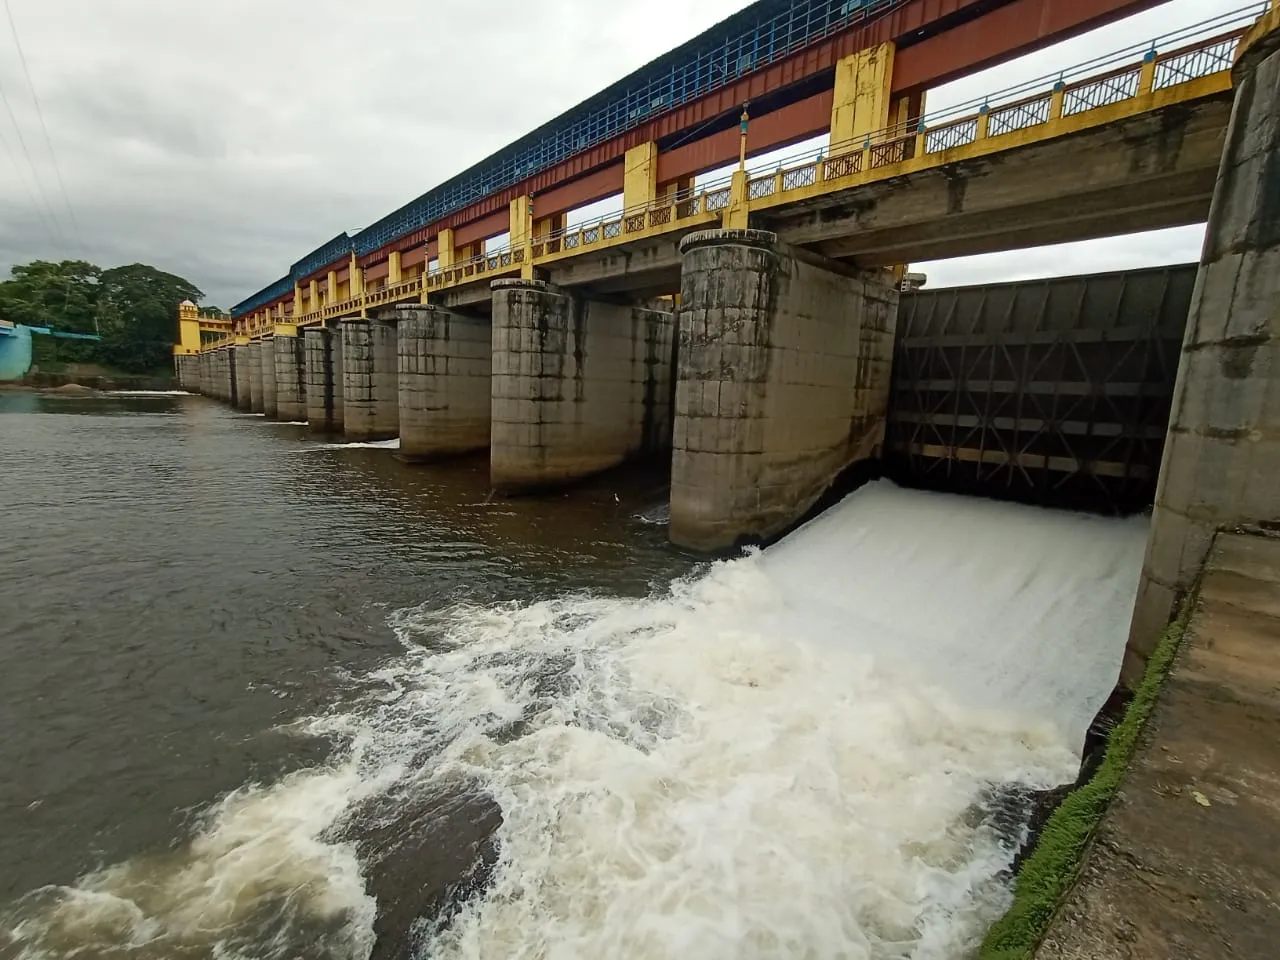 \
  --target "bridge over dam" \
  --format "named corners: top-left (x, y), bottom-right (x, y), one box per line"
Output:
top-left (177, 0), bottom-right (1280, 683)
